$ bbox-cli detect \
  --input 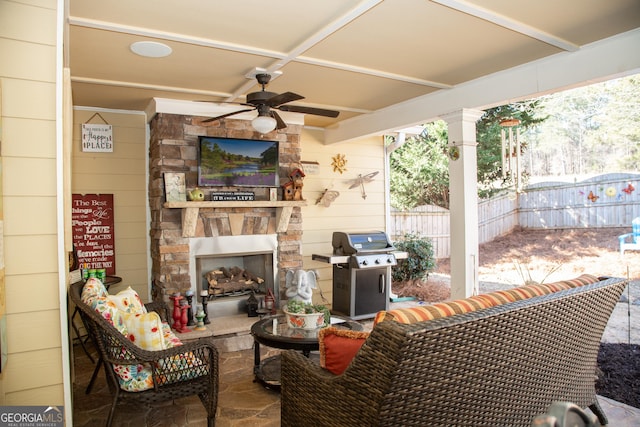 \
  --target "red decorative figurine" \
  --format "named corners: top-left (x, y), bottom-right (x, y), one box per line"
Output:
top-left (180, 302), bottom-right (191, 333)
top-left (170, 293), bottom-right (191, 333)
